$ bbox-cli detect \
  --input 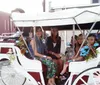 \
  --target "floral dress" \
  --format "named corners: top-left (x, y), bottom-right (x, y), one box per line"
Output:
top-left (35, 35), bottom-right (57, 78)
